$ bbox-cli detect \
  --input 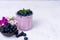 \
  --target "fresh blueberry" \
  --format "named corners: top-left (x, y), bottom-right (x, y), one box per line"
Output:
top-left (10, 26), bottom-right (14, 29)
top-left (7, 28), bottom-right (9, 32)
top-left (27, 10), bottom-right (33, 16)
top-left (23, 33), bottom-right (26, 36)
top-left (16, 34), bottom-right (22, 38)
top-left (29, 10), bottom-right (32, 14)
top-left (21, 32), bottom-right (26, 36)
top-left (16, 32), bottom-right (22, 37)
top-left (9, 29), bottom-right (13, 33)
top-left (2, 27), bottom-right (7, 33)
top-left (12, 27), bottom-right (17, 32)
top-left (1, 29), bottom-right (5, 33)
top-left (4, 28), bottom-right (8, 33)
top-left (14, 30), bottom-right (18, 35)
top-left (17, 11), bottom-right (23, 16)
top-left (13, 25), bottom-right (17, 29)
top-left (7, 23), bottom-right (11, 28)
top-left (24, 37), bottom-right (28, 40)
top-left (16, 31), bottom-right (26, 38)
